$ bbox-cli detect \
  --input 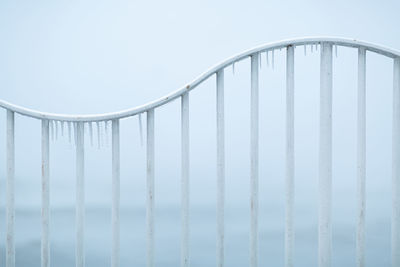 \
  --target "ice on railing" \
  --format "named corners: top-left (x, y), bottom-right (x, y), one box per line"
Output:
top-left (61, 121), bottom-right (65, 137)
top-left (55, 121), bottom-right (59, 140)
top-left (272, 49), bottom-right (275, 69)
top-left (89, 122), bottom-right (94, 146)
top-left (68, 122), bottom-right (72, 143)
top-left (50, 120), bottom-right (54, 141)
top-left (47, 119), bottom-right (109, 149)
top-left (104, 120), bottom-right (109, 147)
top-left (73, 122), bottom-right (77, 145)
top-left (96, 121), bottom-right (101, 148)
top-left (139, 113), bottom-right (144, 147)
